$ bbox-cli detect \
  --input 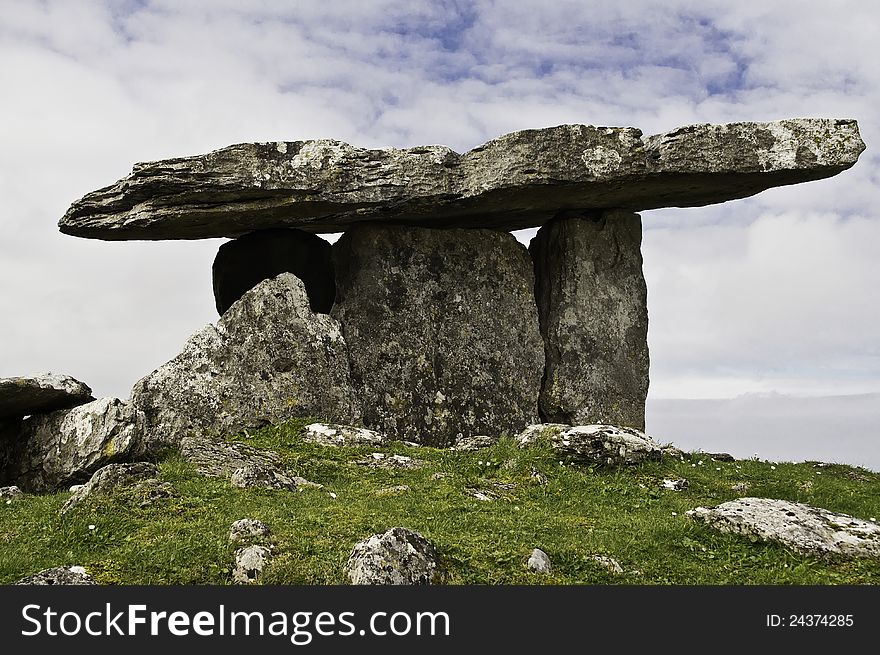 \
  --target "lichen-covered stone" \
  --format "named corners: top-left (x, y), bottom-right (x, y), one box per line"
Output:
top-left (232, 545), bottom-right (272, 584)
top-left (2, 398), bottom-right (138, 493)
top-left (332, 225), bottom-right (543, 446)
top-left (0, 485), bottom-right (23, 500)
top-left (527, 548), bottom-right (552, 574)
top-left (0, 373), bottom-right (94, 420)
top-left (345, 527), bottom-right (445, 585)
top-left (59, 462), bottom-right (159, 515)
top-left (179, 436), bottom-right (296, 490)
top-left (130, 273), bottom-right (360, 454)
top-left (229, 518), bottom-right (271, 544)
top-left (517, 424), bottom-right (664, 467)
top-left (301, 422), bottom-right (387, 447)
top-left (15, 566), bottom-right (96, 585)
top-left (212, 228), bottom-right (335, 315)
top-left (687, 498), bottom-right (880, 558)
top-left (531, 211), bottom-right (648, 429)
top-left (59, 119), bottom-right (865, 239)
